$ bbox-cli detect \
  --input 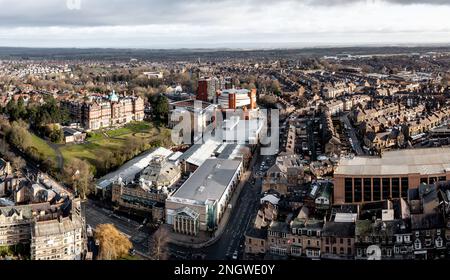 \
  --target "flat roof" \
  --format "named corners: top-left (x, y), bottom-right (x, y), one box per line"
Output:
top-left (168, 158), bottom-right (241, 205)
top-left (180, 139), bottom-right (221, 167)
top-left (335, 147), bottom-right (450, 176)
top-left (96, 147), bottom-right (173, 189)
